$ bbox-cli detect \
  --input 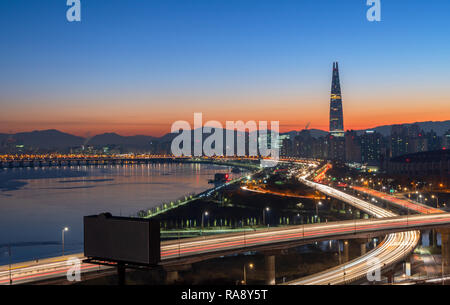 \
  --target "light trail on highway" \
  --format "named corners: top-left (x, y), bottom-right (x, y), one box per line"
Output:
top-left (284, 172), bottom-right (423, 285)
top-left (160, 213), bottom-right (450, 259)
top-left (287, 230), bottom-right (420, 285)
top-left (351, 186), bottom-right (442, 214)
top-left (4, 212), bottom-right (450, 284)
top-left (240, 185), bottom-right (320, 199)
